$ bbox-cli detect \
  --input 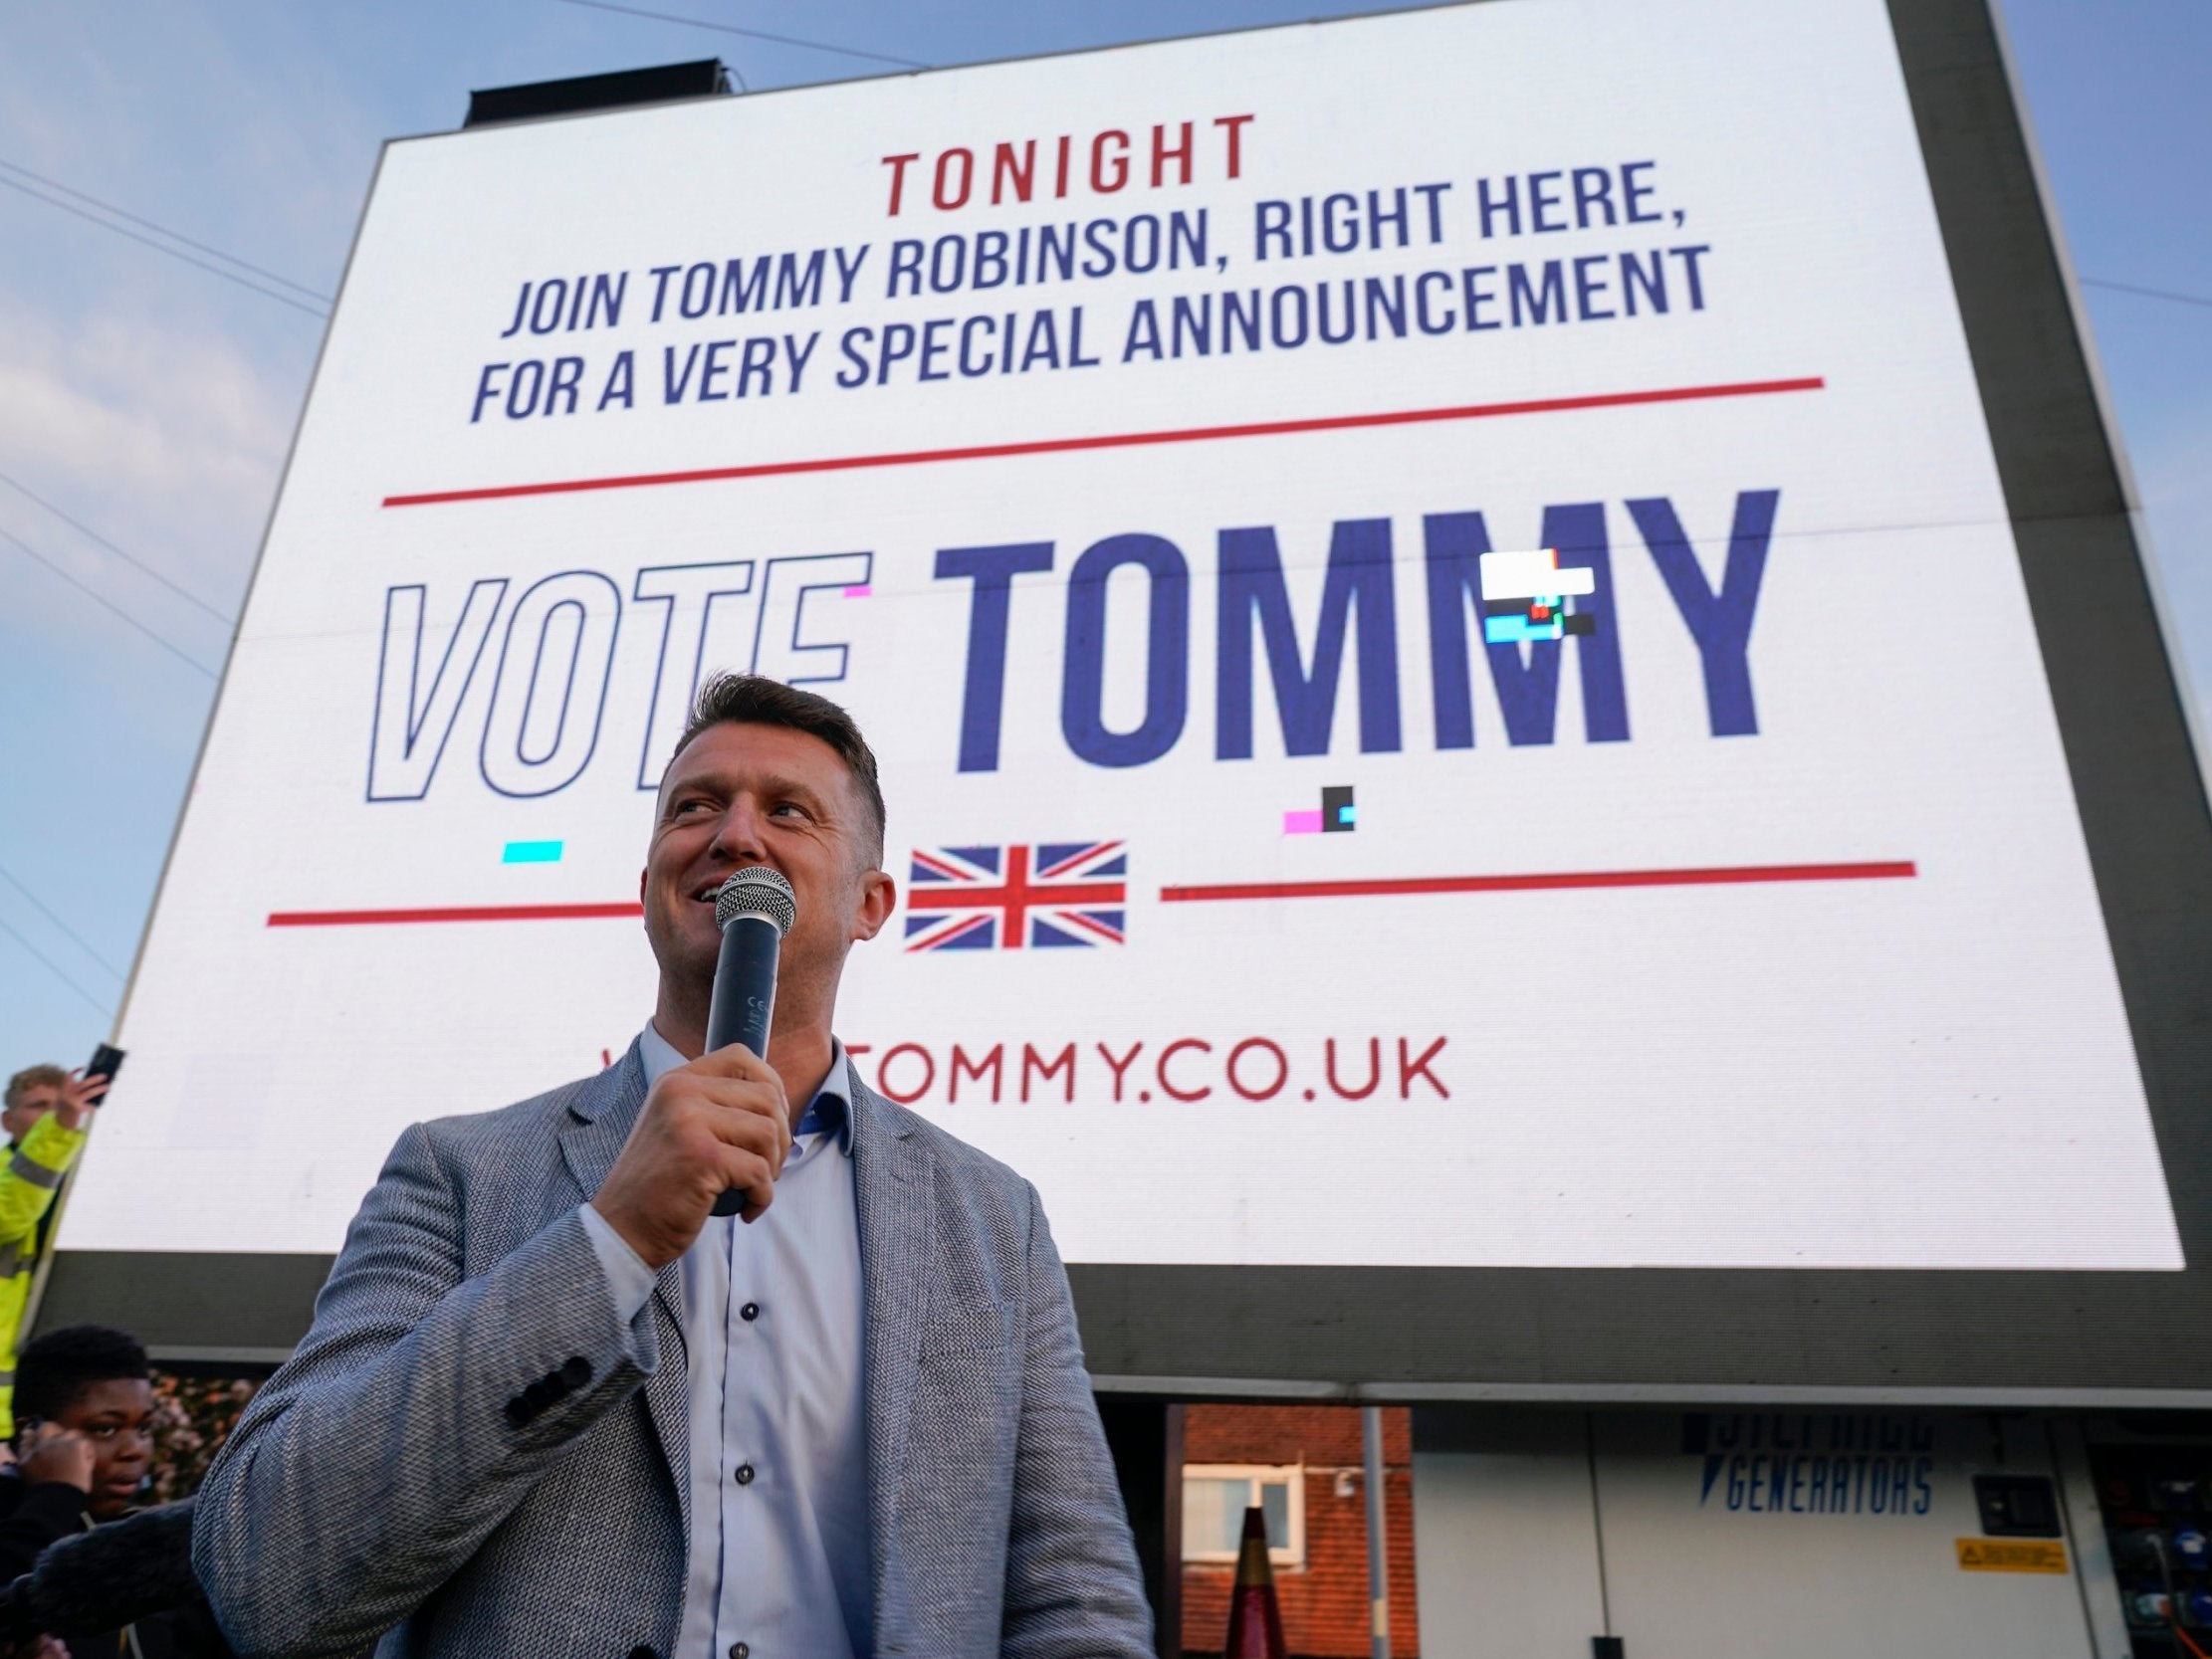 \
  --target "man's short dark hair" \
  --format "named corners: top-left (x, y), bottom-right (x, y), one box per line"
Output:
top-left (669, 674), bottom-right (887, 863)
top-left (16, 1325), bottom-right (148, 1423)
